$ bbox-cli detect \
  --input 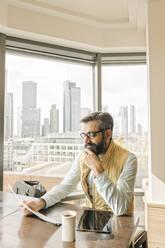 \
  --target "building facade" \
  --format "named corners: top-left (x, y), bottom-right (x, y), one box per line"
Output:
top-left (63, 80), bottom-right (81, 133)
top-left (22, 81), bottom-right (41, 137)
top-left (50, 104), bottom-right (59, 133)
